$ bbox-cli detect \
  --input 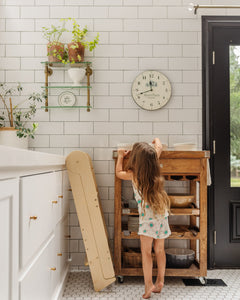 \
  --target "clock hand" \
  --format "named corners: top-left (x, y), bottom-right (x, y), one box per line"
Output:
top-left (139, 89), bottom-right (153, 95)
